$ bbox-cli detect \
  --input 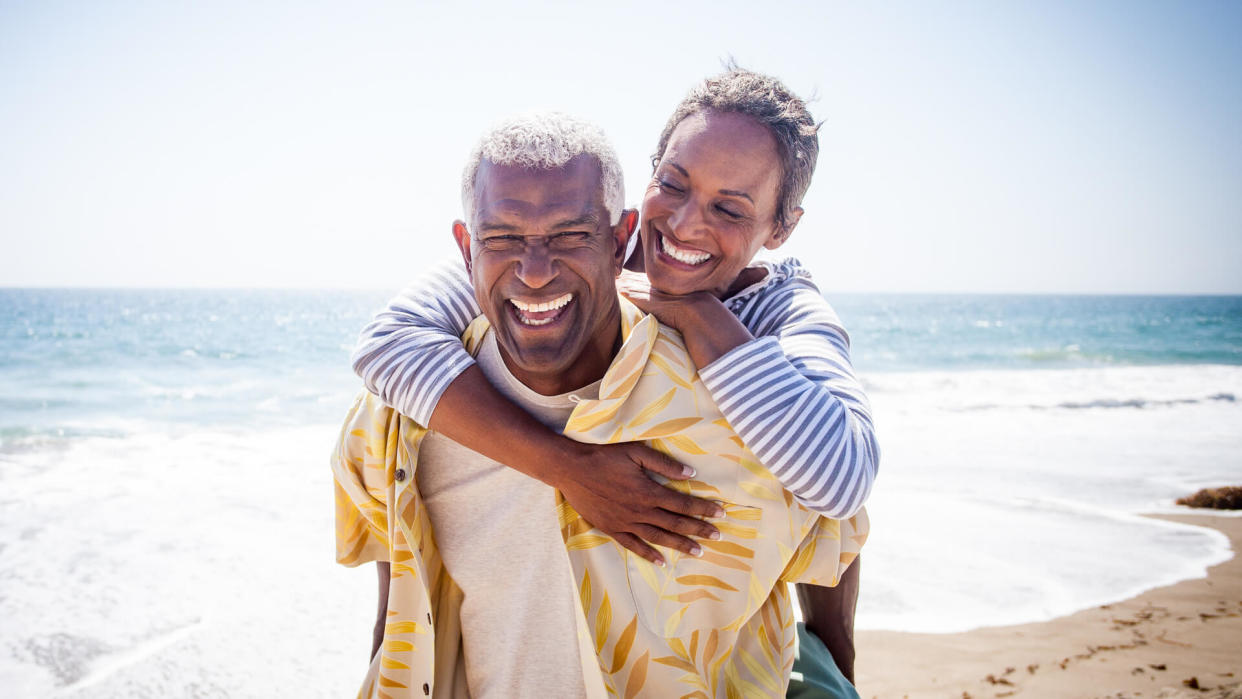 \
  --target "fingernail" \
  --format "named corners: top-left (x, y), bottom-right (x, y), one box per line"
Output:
top-left (713, 507), bottom-right (725, 518)
top-left (691, 546), bottom-right (702, 557)
top-left (710, 531), bottom-right (721, 540)
top-left (682, 467), bottom-right (696, 478)
top-left (655, 558), bottom-right (666, 567)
